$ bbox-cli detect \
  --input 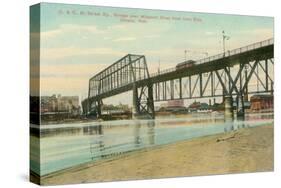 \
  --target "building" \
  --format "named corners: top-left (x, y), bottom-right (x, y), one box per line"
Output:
top-left (41, 95), bottom-right (57, 112)
top-left (57, 95), bottom-right (80, 114)
top-left (250, 94), bottom-right (273, 111)
top-left (188, 101), bottom-right (211, 112)
top-left (167, 99), bottom-right (184, 107)
top-left (40, 94), bottom-right (80, 115)
top-left (157, 99), bottom-right (186, 112)
top-left (188, 101), bottom-right (201, 112)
